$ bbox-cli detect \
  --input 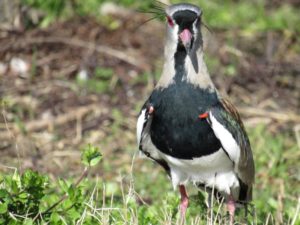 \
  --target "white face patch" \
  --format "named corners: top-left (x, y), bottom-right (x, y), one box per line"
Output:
top-left (192, 19), bottom-right (199, 41)
top-left (136, 109), bottom-right (146, 145)
top-left (166, 4), bottom-right (201, 17)
top-left (170, 24), bottom-right (179, 43)
top-left (184, 51), bottom-right (215, 90)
